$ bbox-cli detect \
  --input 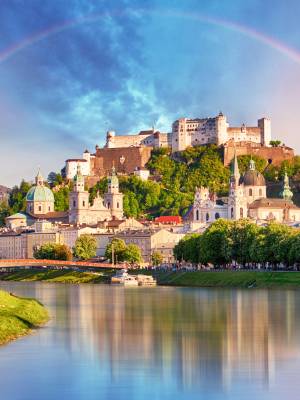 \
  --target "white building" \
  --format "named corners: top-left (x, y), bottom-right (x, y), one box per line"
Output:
top-left (191, 154), bottom-right (300, 226)
top-left (172, 113), bottom-right (271, 152)
top-left (65, 150), bottom-right (93, 180)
